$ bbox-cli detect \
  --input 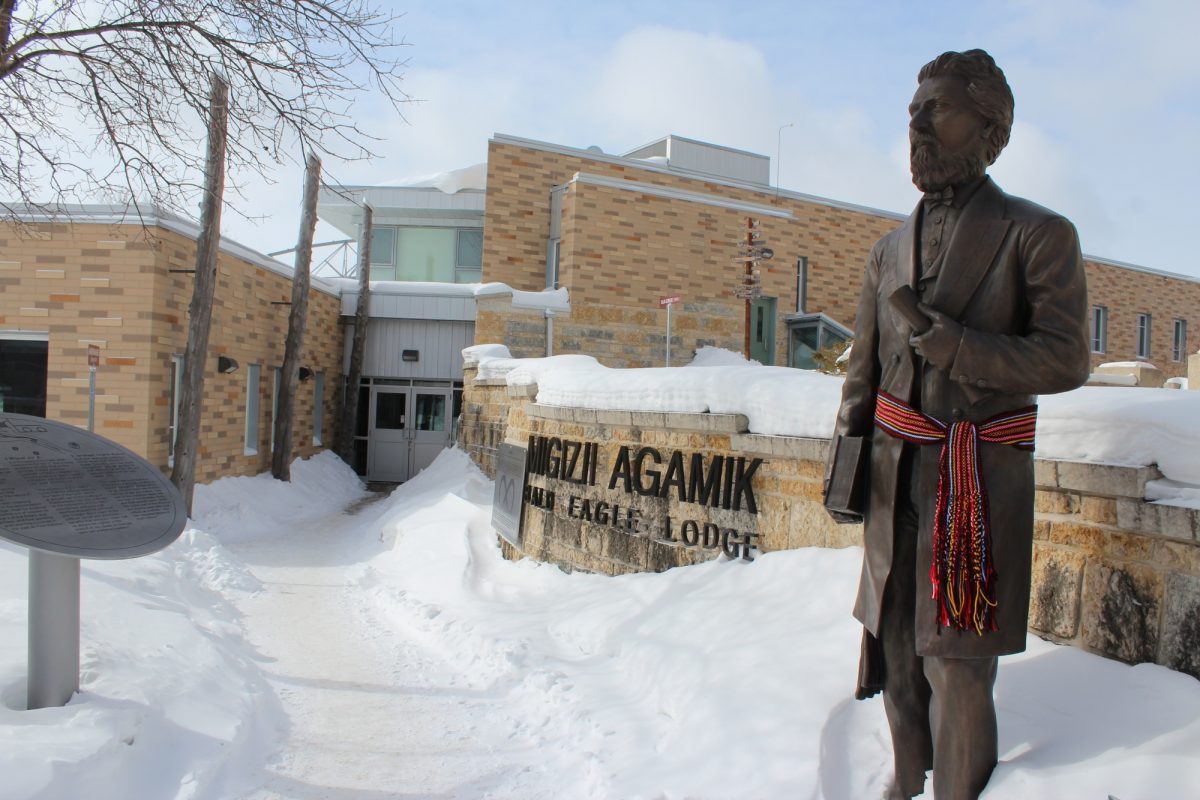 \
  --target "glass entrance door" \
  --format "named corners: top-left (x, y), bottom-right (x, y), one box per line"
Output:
top-left (367, 386), bottom-right (409, 482)
top-left (410, 389), bottom-right (451, 476)
top-left (365, 383), bottom-right (454, 482)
